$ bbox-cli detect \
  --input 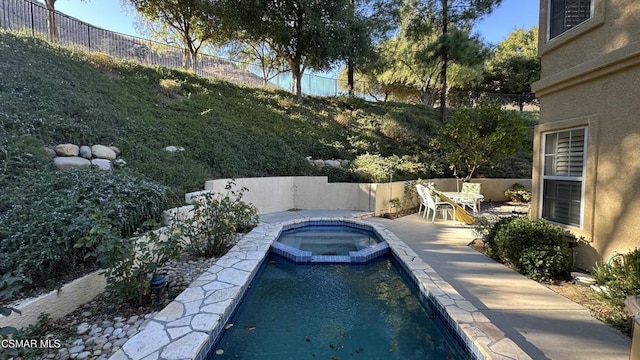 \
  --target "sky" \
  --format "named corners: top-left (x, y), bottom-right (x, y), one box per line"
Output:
top-left (49, 0), bottom-right (540, 46)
